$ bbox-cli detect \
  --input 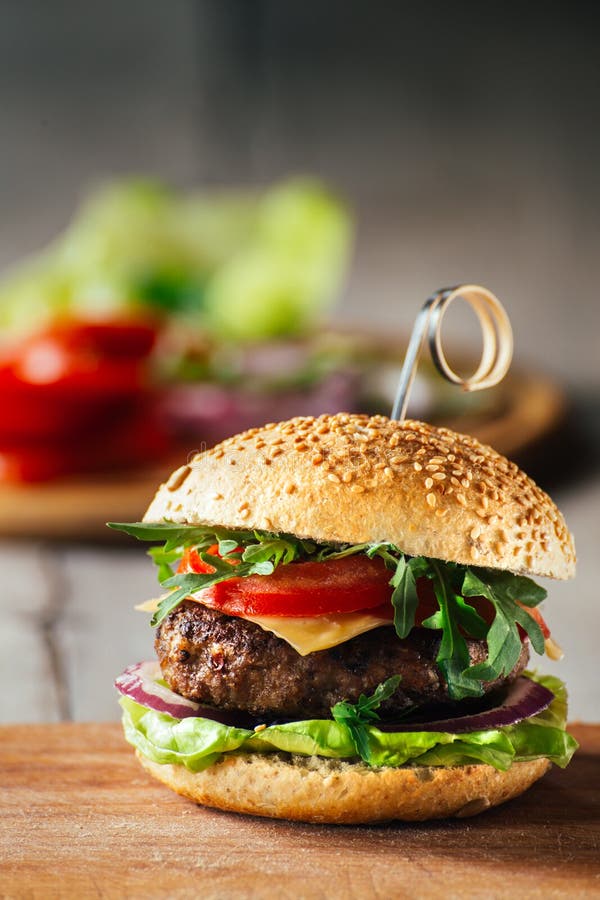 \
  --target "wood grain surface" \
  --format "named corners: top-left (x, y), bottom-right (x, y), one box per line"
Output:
top-left (1, 723), bottom-right (598, 899)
